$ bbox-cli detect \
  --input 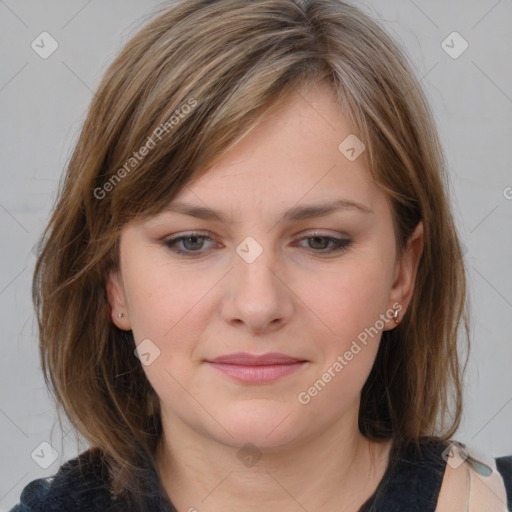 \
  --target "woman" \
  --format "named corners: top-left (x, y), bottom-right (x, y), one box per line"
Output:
top-left (10, 0), bottom-right (510, 510)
